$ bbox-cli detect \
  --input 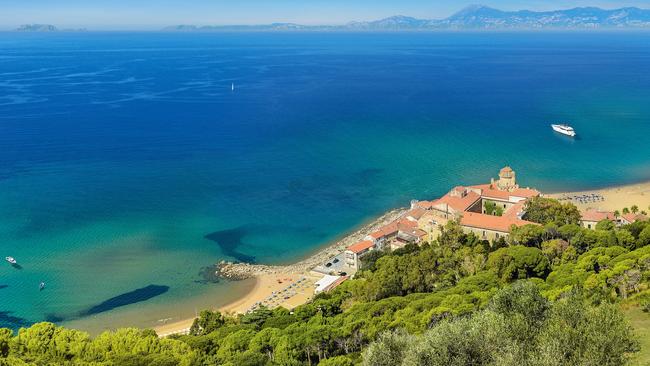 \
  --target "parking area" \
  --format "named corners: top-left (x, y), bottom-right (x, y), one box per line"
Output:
top-left (312, 252), bottom-right (353, 276)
